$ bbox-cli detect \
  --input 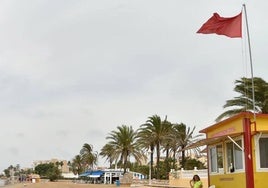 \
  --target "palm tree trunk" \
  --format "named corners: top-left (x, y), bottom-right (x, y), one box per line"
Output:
top-left (123, 151), bottom-right (129, 173)
top-left (156, 143), bottom-right (160, 179)
top-left (165, 148), bottom-right (169, 180)
top-left (181, 146), bottom-right (186, 168)
top-left (150, 146), bottom-right (154, 178)
top-left (172, 149), bottom-right (176, 169)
